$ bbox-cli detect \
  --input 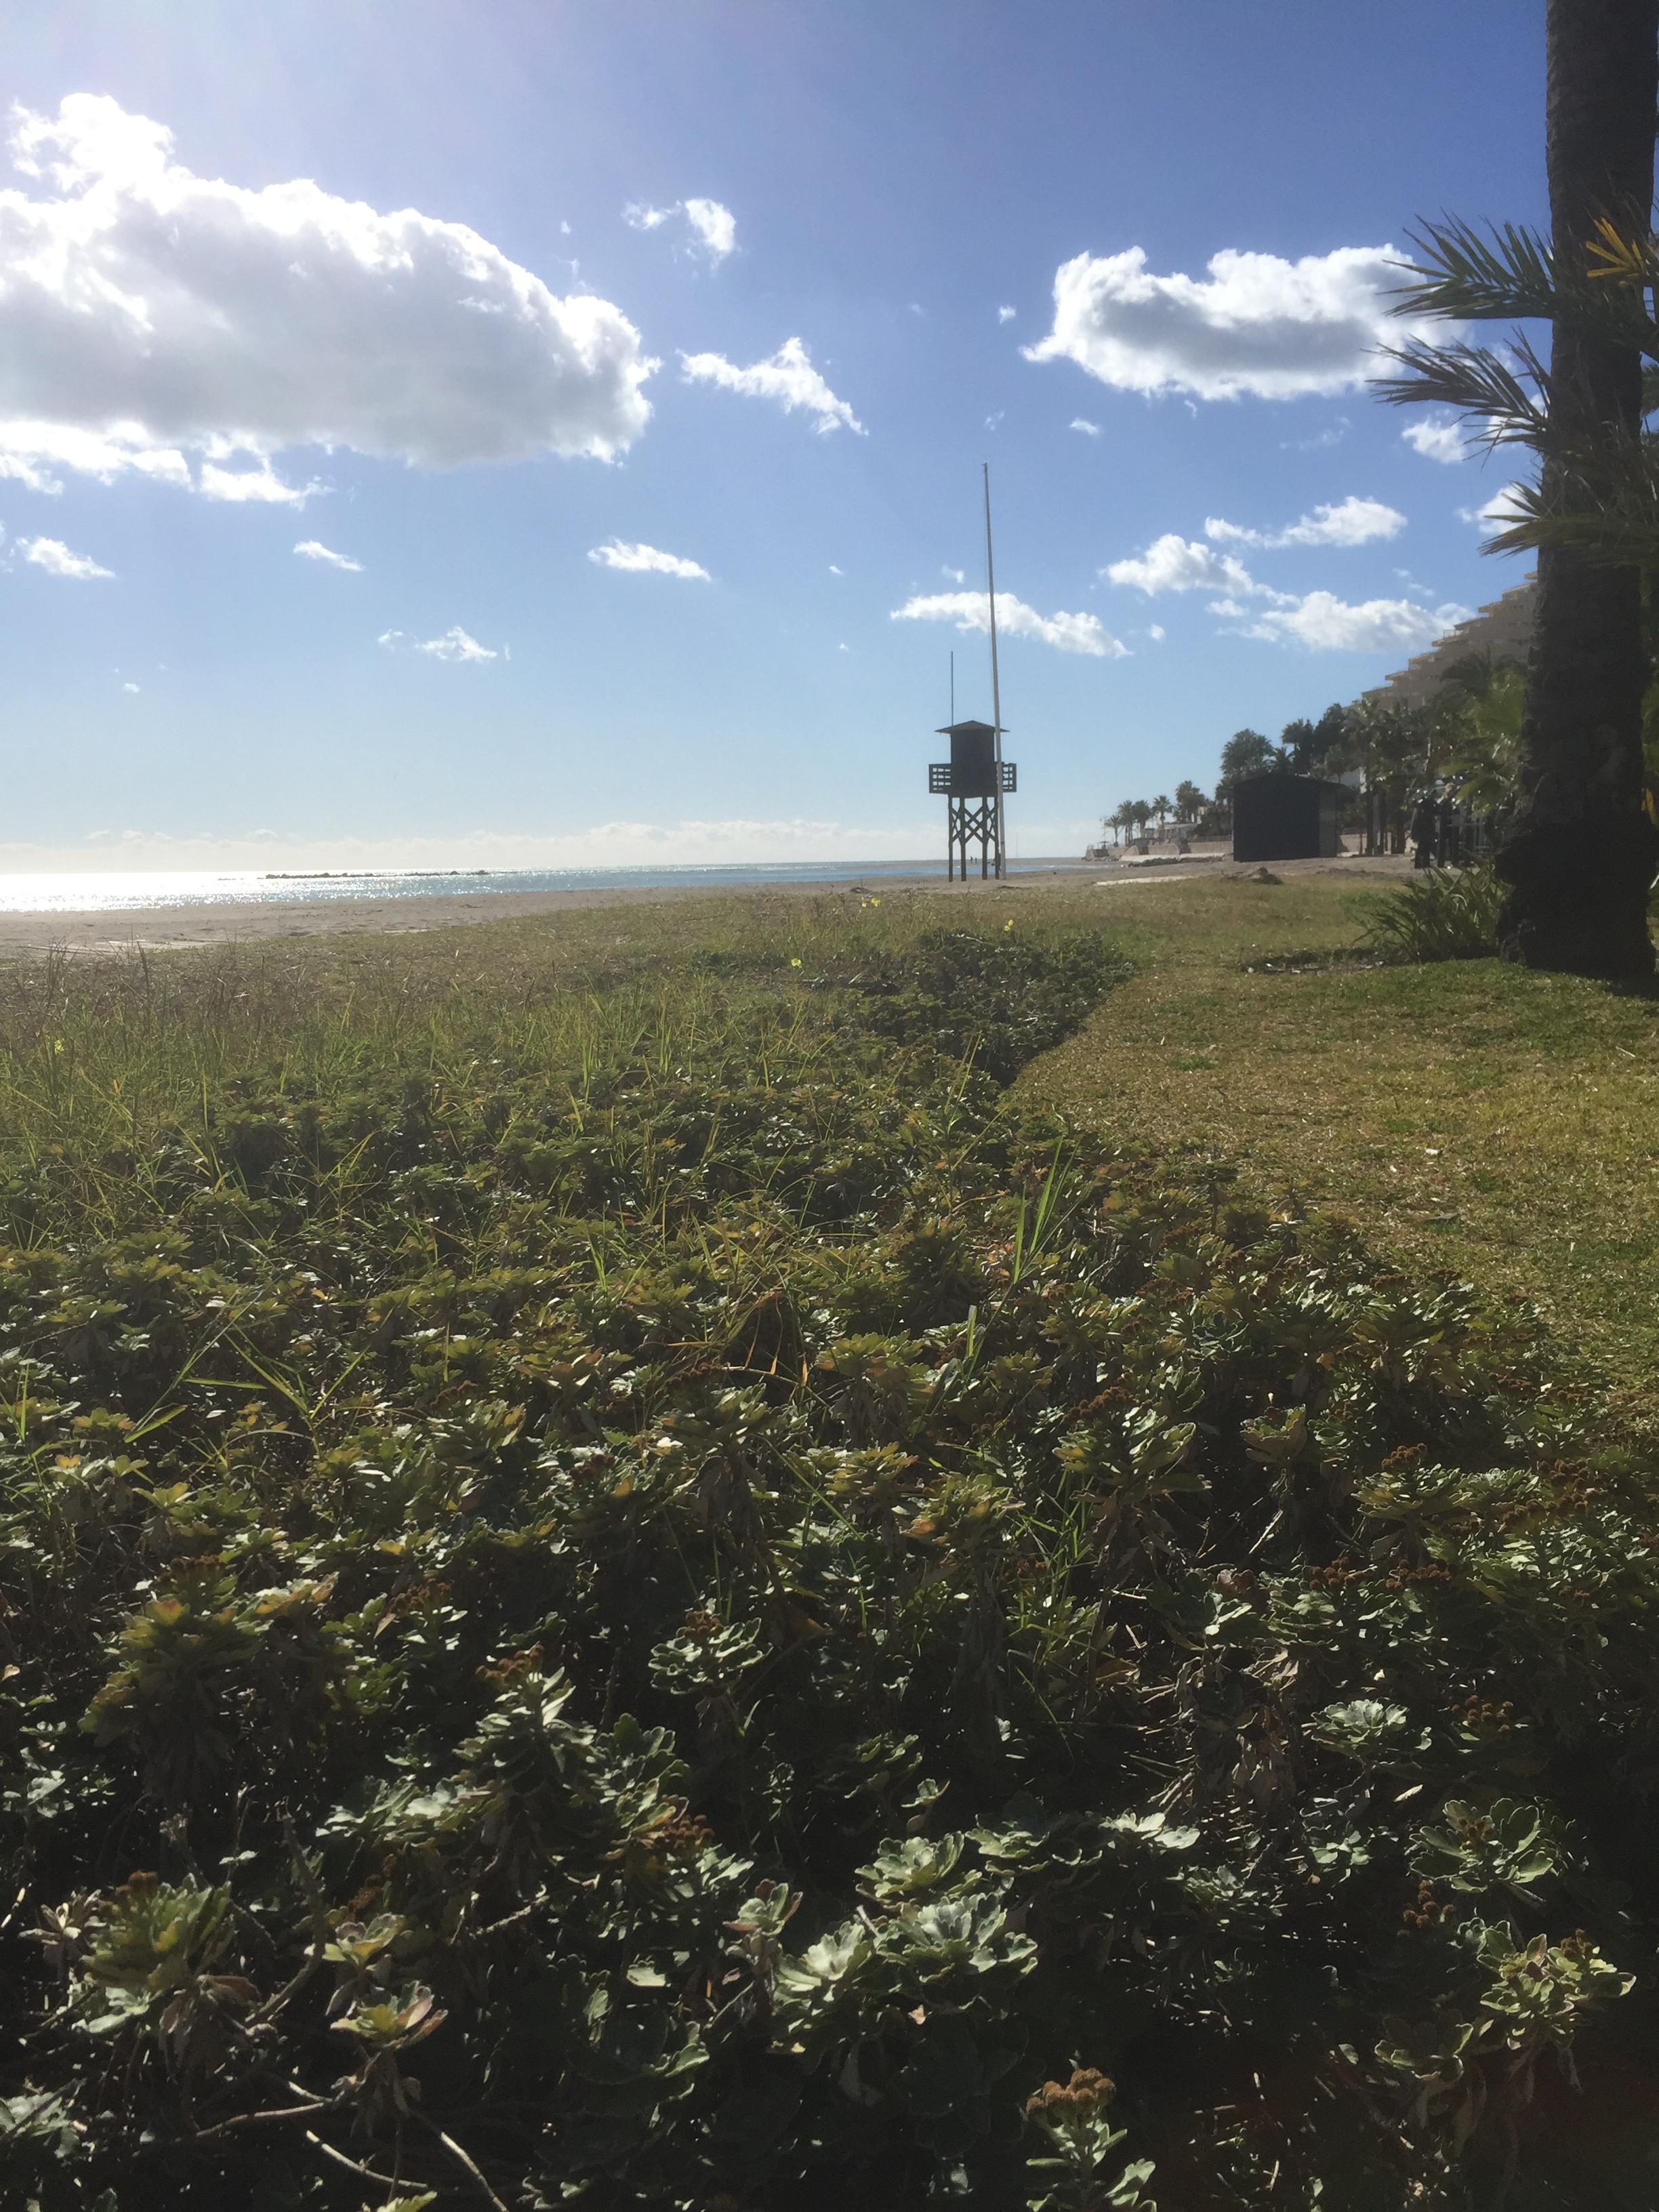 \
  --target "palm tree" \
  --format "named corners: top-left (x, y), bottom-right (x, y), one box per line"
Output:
top-left (1150, 794), bottom-right (1172, 841)
top-left (1174, 779), bottom-right (1207, 827)
top-left (1380, 0), bottom-right (1658, 975)
top-left (1214, 730), bottom-right (1277, 805)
